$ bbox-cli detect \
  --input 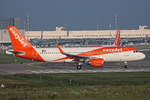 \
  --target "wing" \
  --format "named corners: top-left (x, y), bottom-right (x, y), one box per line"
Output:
top-left (57, 45), bottom-right (91, 62)
top-left (57, 45), bottom-right (105, 67)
